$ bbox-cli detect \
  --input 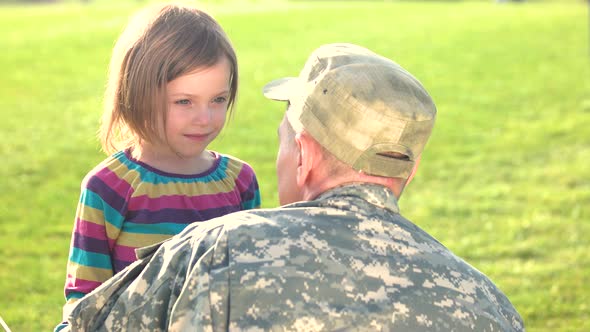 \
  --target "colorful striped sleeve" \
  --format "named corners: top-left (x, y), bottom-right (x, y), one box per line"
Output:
top-left (236, 162), bottom-right (261, 210)
top-left (63, 172), bottom-right (127, 305)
